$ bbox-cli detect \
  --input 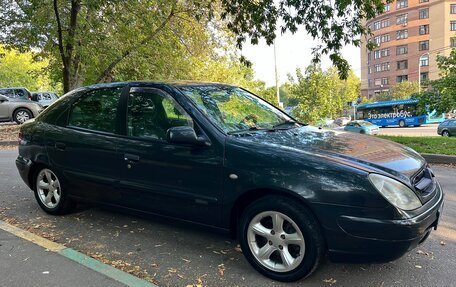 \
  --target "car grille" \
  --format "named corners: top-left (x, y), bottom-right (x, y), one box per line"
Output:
top-left (412, 166), bottom-right (435, 202)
